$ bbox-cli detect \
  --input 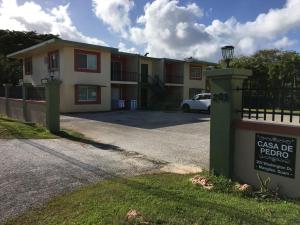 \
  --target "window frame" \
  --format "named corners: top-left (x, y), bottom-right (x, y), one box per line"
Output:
top-left (74, 49), bottom-right (101, 73)
top-left (48, 50), bottom-right (60, 71)
top-left (24, 57), bottom-right (33, 75)
top-left (75, 84), bottom-right (101, 105)
top-left (189, 65), bottom-right (203, 80)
